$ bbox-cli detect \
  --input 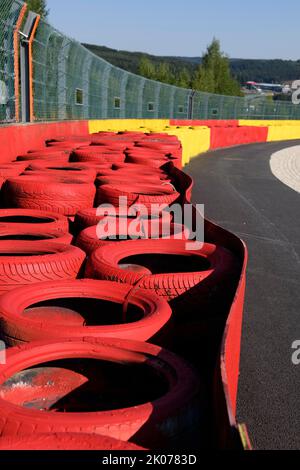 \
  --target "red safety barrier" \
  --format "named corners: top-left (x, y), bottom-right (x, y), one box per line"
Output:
top-left (0, 121), bottom-right (89, 163)
top-left (210, 125), bottom-right (268, 149)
